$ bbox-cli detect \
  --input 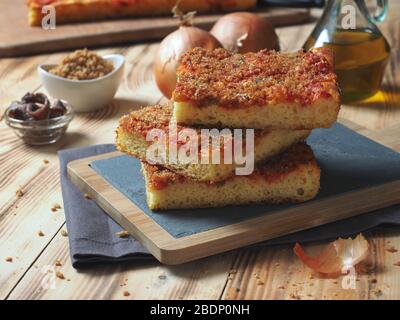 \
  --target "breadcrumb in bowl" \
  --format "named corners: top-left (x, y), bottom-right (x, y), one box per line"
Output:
top-left (38, 53), bottom-right (125, 112)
